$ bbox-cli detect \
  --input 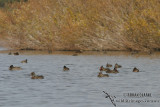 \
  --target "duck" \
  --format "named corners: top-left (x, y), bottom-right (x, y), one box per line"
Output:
top-left (98, 71), bottom-right (109, 77)
top-left (21, 59), bottom-right (27, 63)
top-left (31, 75), bottom-right (44, 79)
top-left (14, 52), bottom-right (19, 55)
top-left (8, 52), bottom-right (12, 55)
top-left (99, 66), bottom-right (110, 72)
top-left (30, 72), bottom-right (44, 79)
top-left (106, 63), bottom-right (112, 67)
top-left (31, 72), bottom-right (36, 76)
top-left (133, 67), bottom-right (139, 72)
top-left (72, 54), bottom-right (78, 56)
top-left (63, 66), bottom-right (69, 71)
top-left (75, 50), bottom-right (83, 53)
top-left (114, 63), bottom-right (122, 68)
top-left (106, 67), bottom-right (119, 73)
top-left (9, 65), bottom-right (22, 70)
